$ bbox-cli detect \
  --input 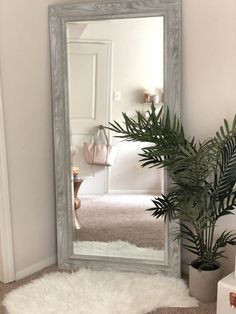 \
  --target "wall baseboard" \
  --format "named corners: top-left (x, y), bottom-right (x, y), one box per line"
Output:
top-left (108, 190), bottom-right (161, 195)
top-left (15, 255), bottom-right (57, 281)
